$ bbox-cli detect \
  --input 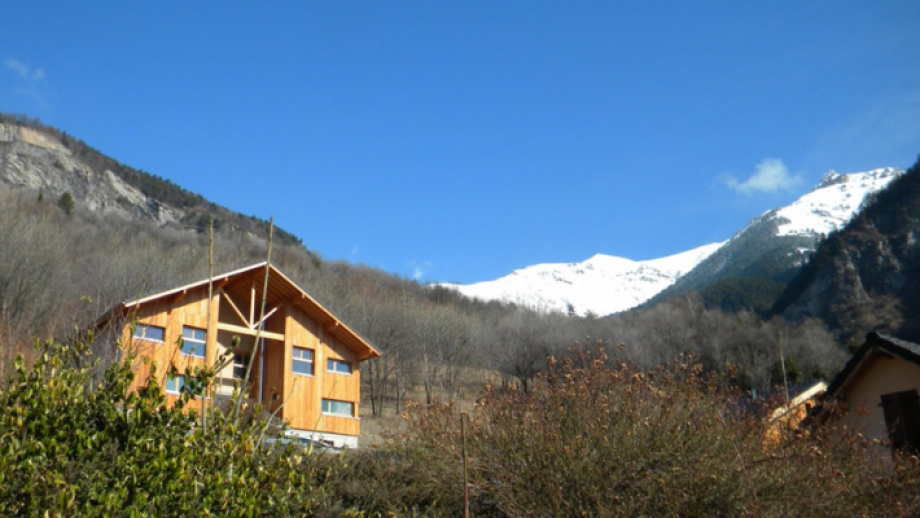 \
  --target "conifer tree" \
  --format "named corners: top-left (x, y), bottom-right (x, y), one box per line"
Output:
top-left (57, 192), bottom-right (74, 216)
